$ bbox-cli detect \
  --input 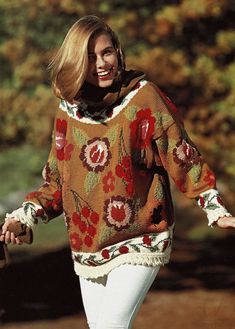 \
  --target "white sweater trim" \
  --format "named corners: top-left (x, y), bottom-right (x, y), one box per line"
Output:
top-left (59, 80), bottom-right (148, 124)
top-left (73, 249), bottom-right (171, 279)
top-left (5, 201), bottom-right (48, 227)
top-left (197, 188), bottom-right (232, 226)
